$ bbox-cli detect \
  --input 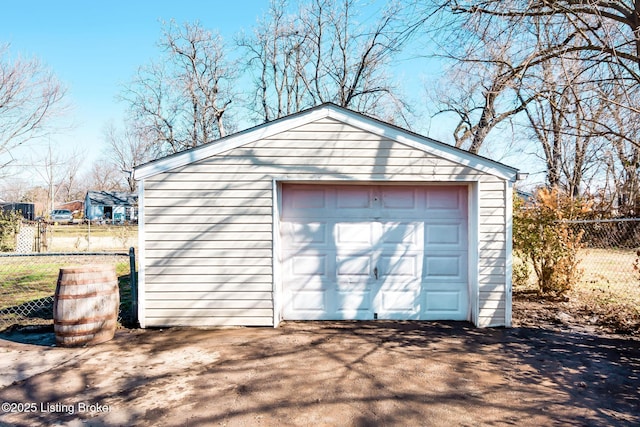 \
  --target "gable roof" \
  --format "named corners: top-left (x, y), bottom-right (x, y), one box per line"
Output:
top-left (86, 191), bottom-right (137, 206)
top-left (133, 103), bottom-right (519, 181)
